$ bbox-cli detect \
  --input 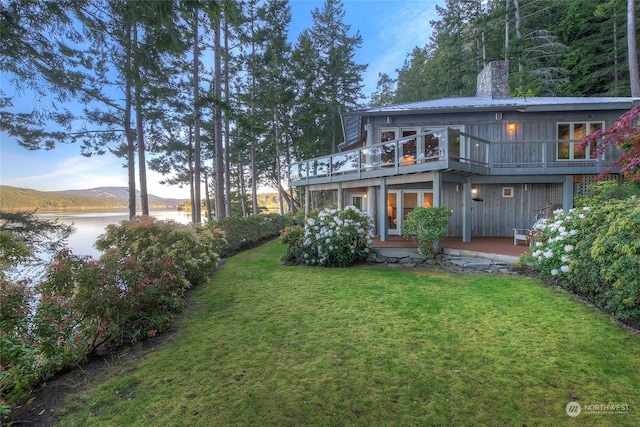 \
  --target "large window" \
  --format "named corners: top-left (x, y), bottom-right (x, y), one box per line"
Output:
top-left (423, 125), bottom-right (465, 160)
top-left (379, 127), bottom-right (397, 166)
top-left (557, 122), bottom-right (603, 160)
